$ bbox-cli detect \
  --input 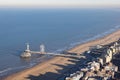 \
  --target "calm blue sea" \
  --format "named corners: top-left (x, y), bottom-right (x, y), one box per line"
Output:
top-left (0, 8), bottom-right (120, 77)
